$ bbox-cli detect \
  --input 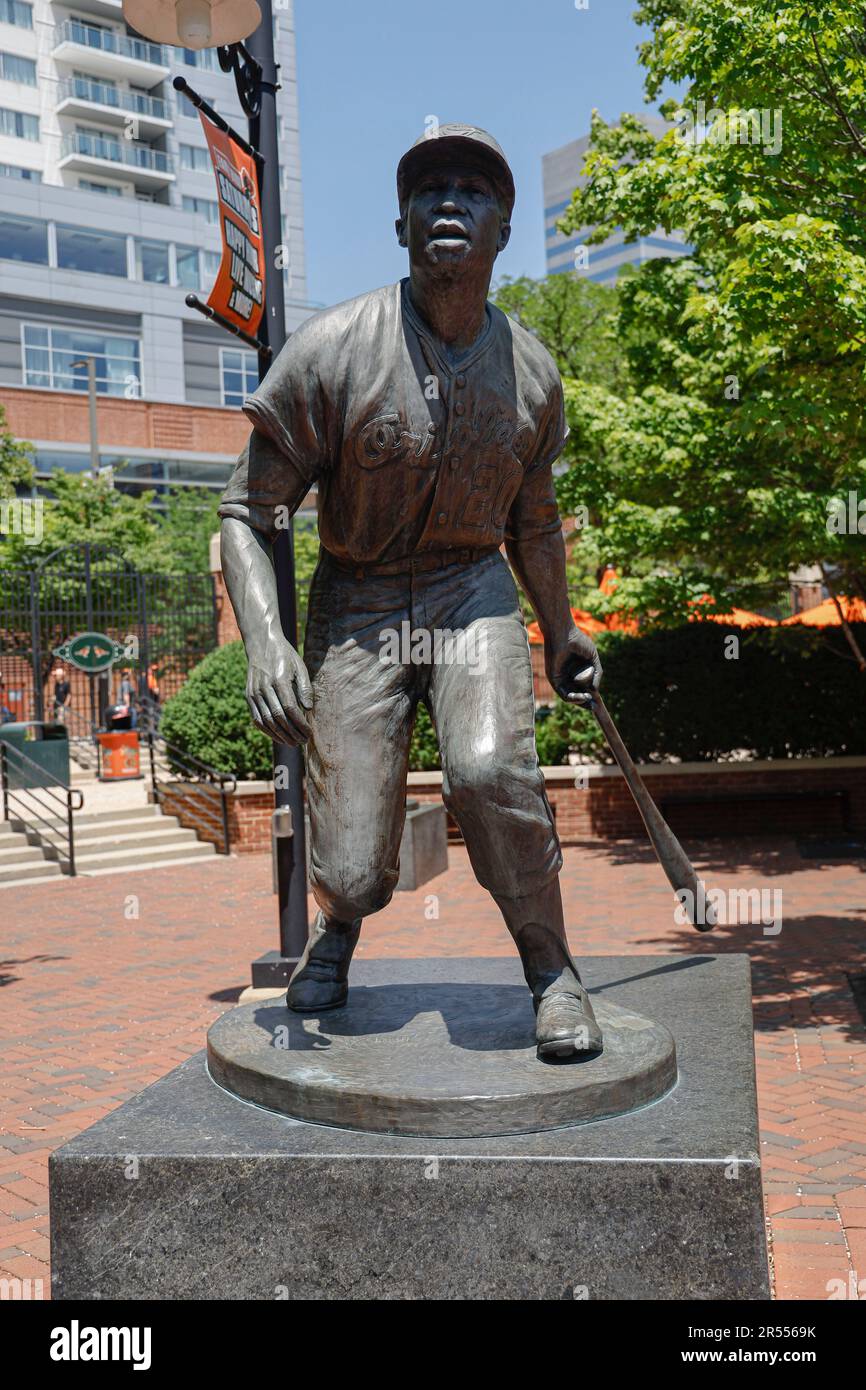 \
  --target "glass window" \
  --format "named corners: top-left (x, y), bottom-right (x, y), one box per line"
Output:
top-left (0, 106), bottom-right (38, 140)
top-left (0, 51), bottom-right (36, 84)
top-left (79, 178), bottom-right (122, 196)
top-left (175, 243), bottom-right (199, 289)
top-left (56, 224), bottom-right (128, 277)
top-left (182, 195), bottom-right (219, 224)
top-left (201, 249), bottom-right (221, 283)
top-left (0, 163), bottom-right (40, 182)
top-left (165, 459), bottom-right (232, 485)
top-left (179, 143), bottom-right (210, 173)
top-left (0, 1), bottom-right (33, 28)
top-left (179, 46), bottom-right (217, 70)
top-left (33, 449), bottom-right (93, 475)
top-left (136, 238), bottom-right (169, 283)
top-left (0, 212), bottom-right (47, 264)
top-left (220, 348), bottom-right (257, 408)
top-left (23, 324), bottom-right (142, 398)
top-left (178, 88), bottom-right (215, 117)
